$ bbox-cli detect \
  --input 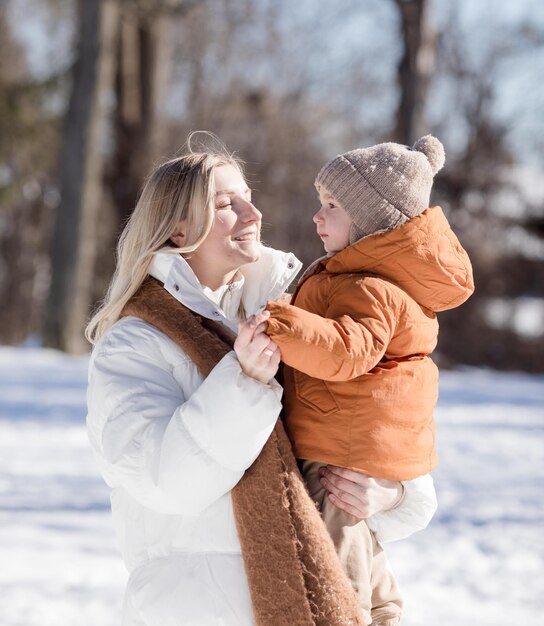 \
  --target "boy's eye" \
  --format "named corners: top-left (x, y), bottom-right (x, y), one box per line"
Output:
top-left (328, 203), bottom-right (336, 209)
